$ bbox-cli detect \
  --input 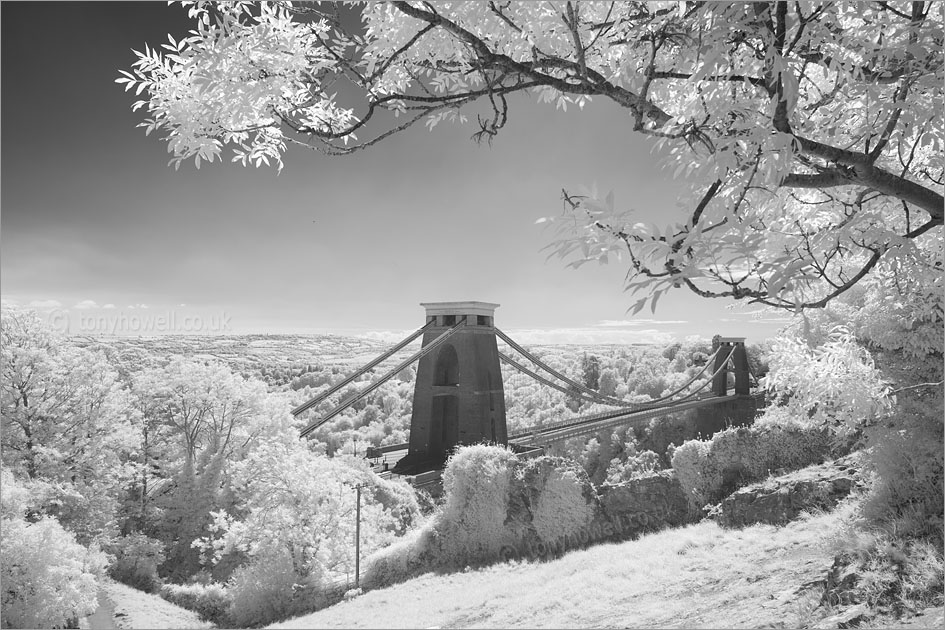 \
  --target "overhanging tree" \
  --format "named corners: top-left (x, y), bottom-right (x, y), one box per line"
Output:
top-left (119, 1), bottom-right (942, 314)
